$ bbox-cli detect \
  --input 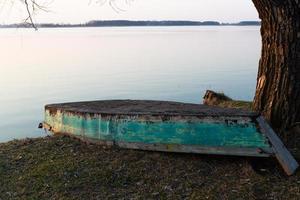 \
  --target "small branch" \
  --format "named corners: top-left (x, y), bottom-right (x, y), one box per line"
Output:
top-left (20, 0), bottom-right (133, 29)
top-left (24, 0), bottom-right (37, 30)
